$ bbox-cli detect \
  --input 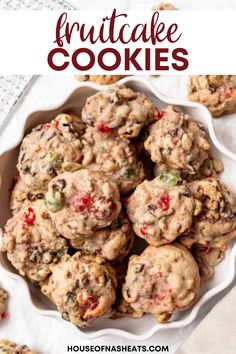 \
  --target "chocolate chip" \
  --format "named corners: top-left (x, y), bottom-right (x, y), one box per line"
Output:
top-left (57, 179), bottom-right (66, 189)
top-left (47, 166), bottom-right (57, 176)
top-left (22, 165), bottom-right (31, 174)
top-left (169, 128), bottom-right (178, 137)
top-left (209, 84), bottom-right (216, 93)
top-left (135, 263), bottom-right (144, 273)
top-left (147, 204), bottom-right (157, 214)
top-left (20, 153), bottom-right (26, 163)
top-left (181, 187), bottom-right (192, 197)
